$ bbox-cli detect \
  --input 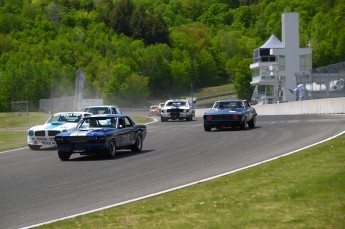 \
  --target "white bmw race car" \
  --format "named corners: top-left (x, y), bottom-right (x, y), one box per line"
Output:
top-left (27, 112), bottom-right (92, 150)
